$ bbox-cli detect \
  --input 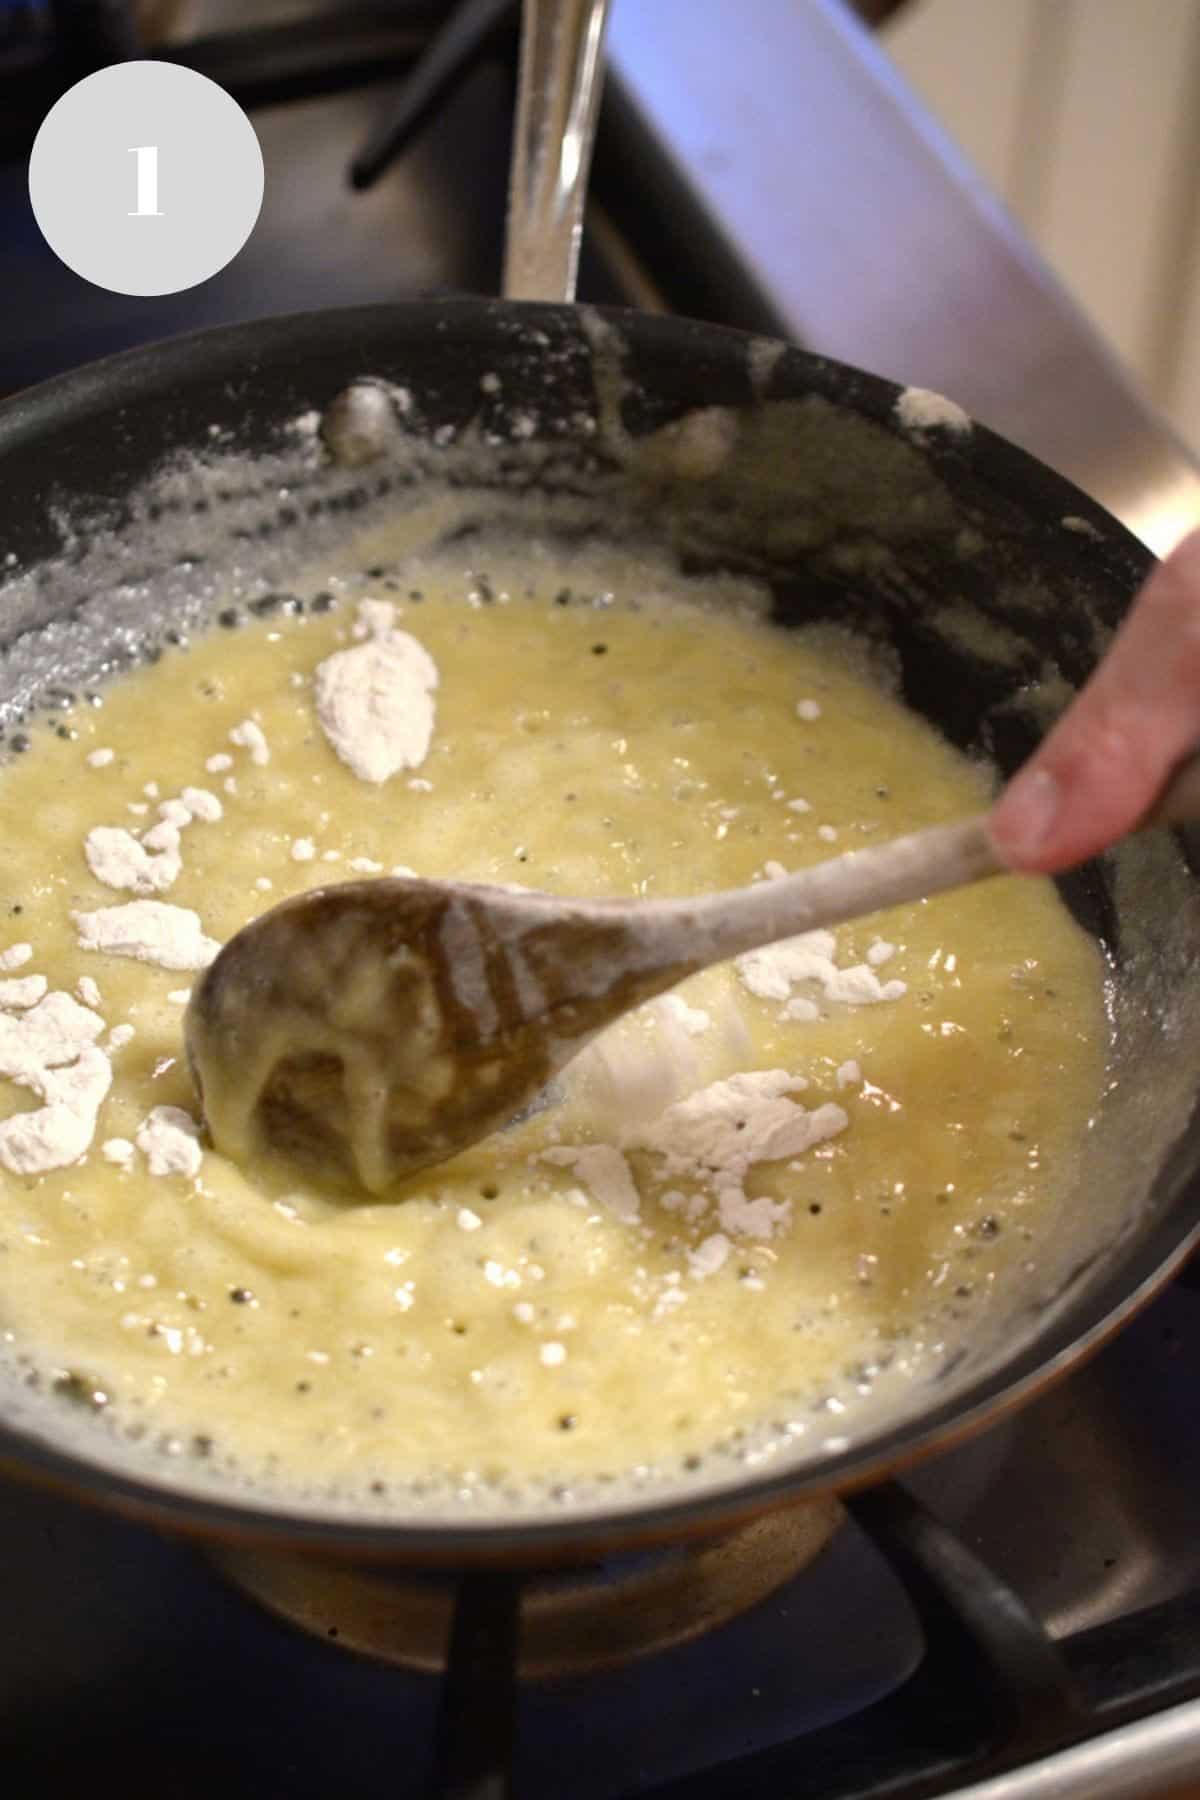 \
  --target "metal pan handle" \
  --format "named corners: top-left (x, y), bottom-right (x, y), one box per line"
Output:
top-left (502, 0), bottom-right (612, 304)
